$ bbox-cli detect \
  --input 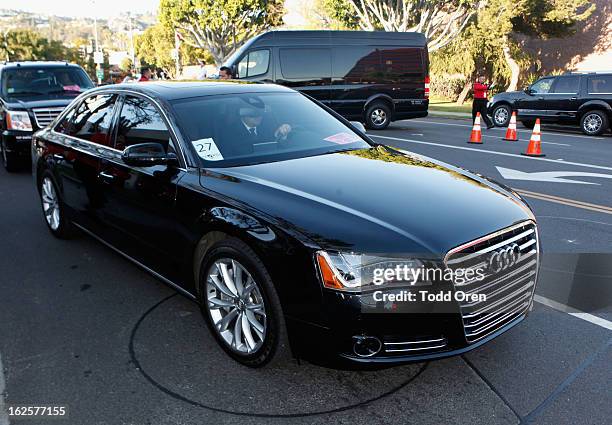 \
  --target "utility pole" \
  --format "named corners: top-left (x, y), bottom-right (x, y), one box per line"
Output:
top-left (174, 30), bottom-right (180, 79)
top-left (92, 0), bottom-right (102, 84)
